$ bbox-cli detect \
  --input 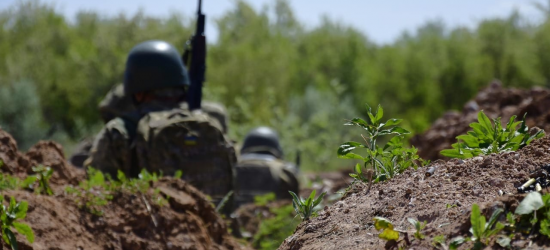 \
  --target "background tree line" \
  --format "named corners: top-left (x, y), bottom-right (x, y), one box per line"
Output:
top-left (0, 0), bottom-right (549, 171)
